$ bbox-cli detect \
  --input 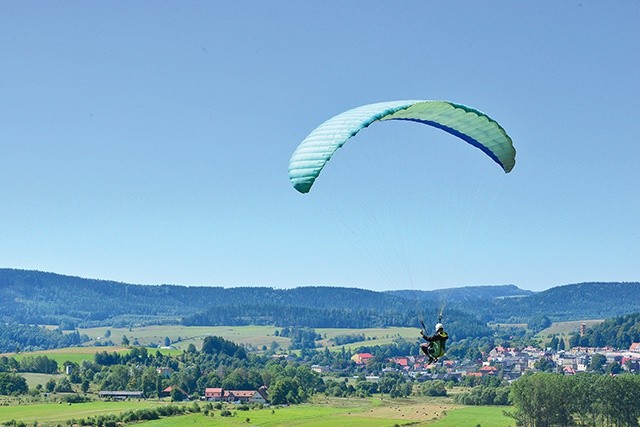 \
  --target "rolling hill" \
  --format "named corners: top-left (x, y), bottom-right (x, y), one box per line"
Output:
top-left (1, 268), bottom-right (639, 329)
